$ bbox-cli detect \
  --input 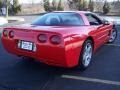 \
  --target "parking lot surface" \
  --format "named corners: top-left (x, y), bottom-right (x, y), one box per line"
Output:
top-left (0, 15), bottom-right (120, 90)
